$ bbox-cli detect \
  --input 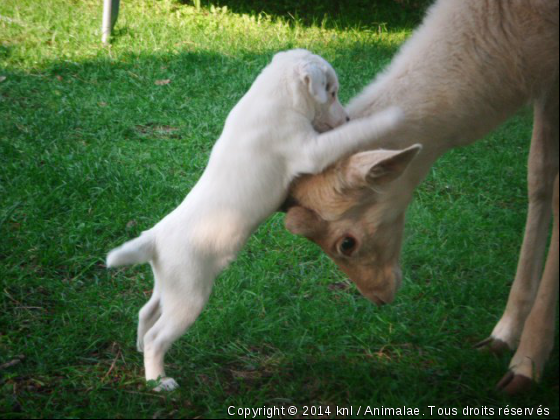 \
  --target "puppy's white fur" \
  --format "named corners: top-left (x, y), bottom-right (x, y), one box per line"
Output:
top-left (106, 49), bottom-right (402, 391)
